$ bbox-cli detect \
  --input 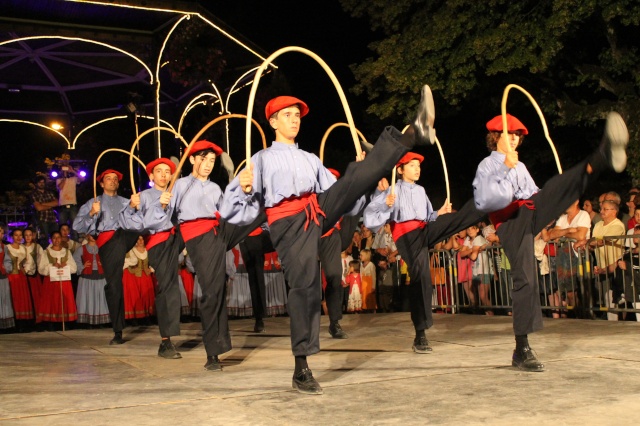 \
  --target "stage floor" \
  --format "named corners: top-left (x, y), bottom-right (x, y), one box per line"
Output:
top-left (1, 313), bottom-right (639, 425)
